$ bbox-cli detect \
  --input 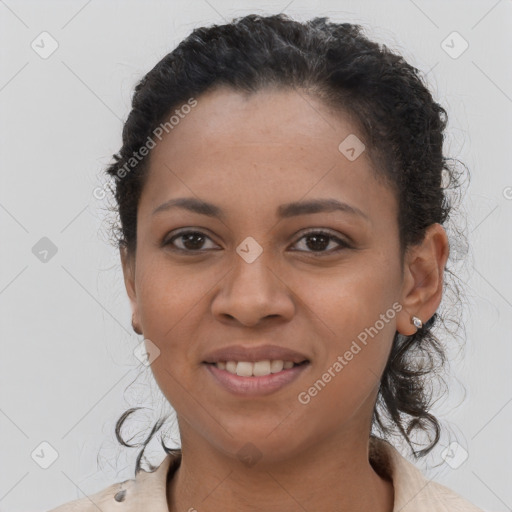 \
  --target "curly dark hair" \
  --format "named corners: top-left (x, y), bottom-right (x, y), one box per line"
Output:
top-left (103, 13), bottom-right (469, 475)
